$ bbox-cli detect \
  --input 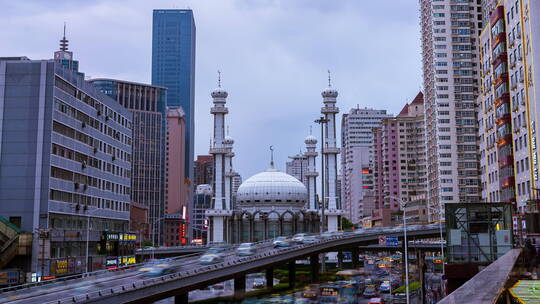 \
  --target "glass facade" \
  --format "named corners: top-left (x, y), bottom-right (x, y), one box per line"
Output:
top-left (152, 9), bottom-right (196, 182)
